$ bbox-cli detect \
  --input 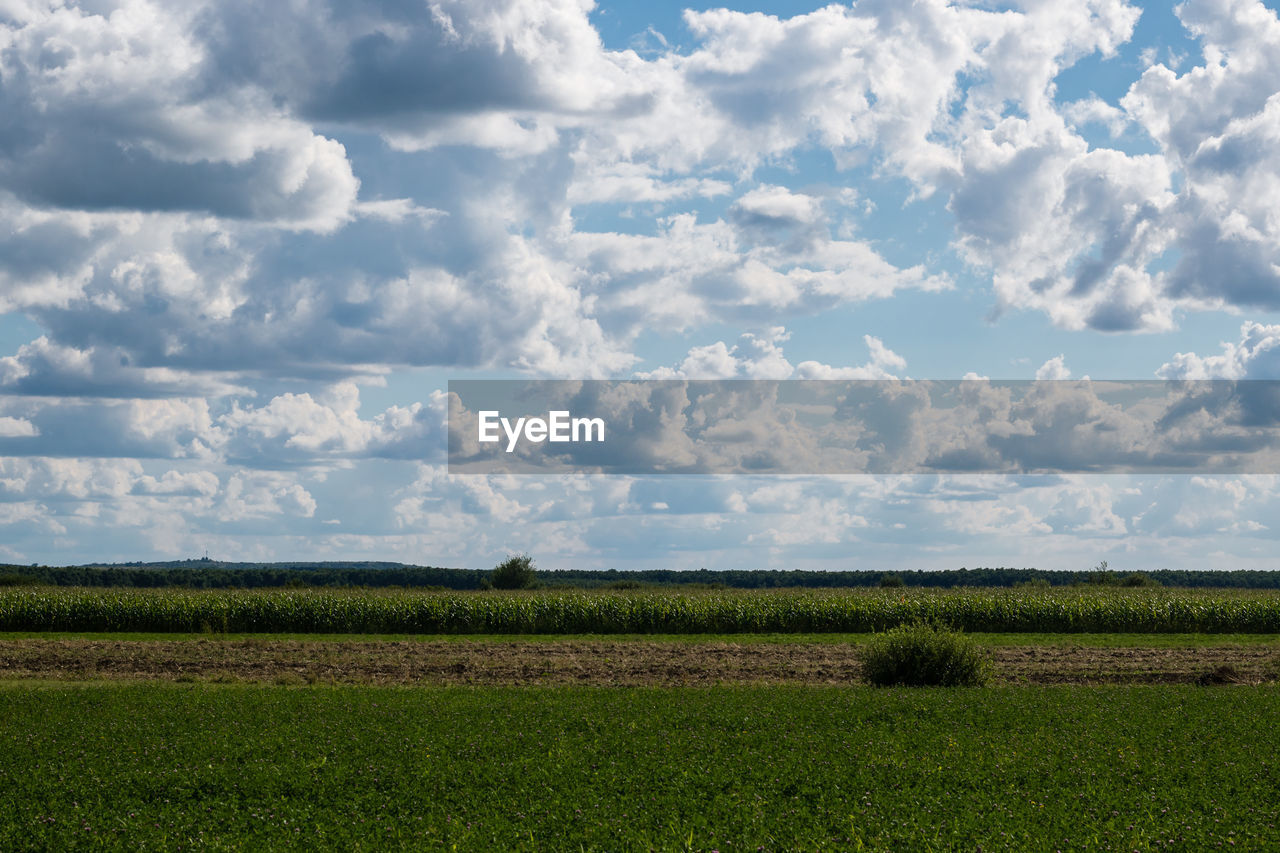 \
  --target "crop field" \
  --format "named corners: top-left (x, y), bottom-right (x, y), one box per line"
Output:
top-left (2, 684), bottom-right (1279, 851)
top-left (5, 587), bottom-right (1280, 850)
top-left (7, 586), bottom-right (1280, 634)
